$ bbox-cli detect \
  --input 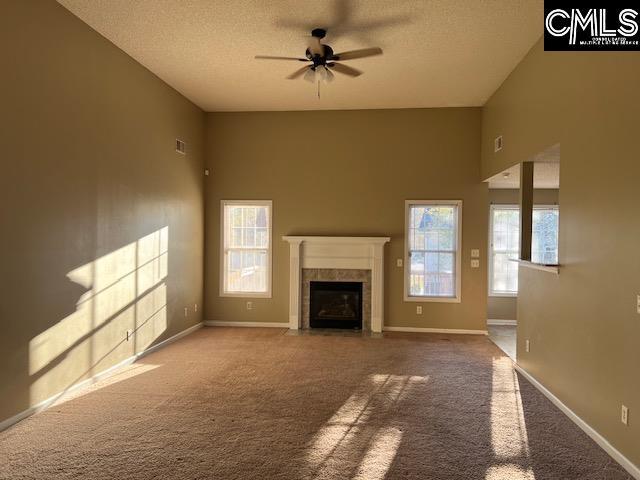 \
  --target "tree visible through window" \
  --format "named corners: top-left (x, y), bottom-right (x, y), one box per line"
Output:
top-left (221, 201), bottom-right (271, 296)
top-left (406, 201), bottom-right (461, 301)
top-left (532, 209), bottom-right (559, 264)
